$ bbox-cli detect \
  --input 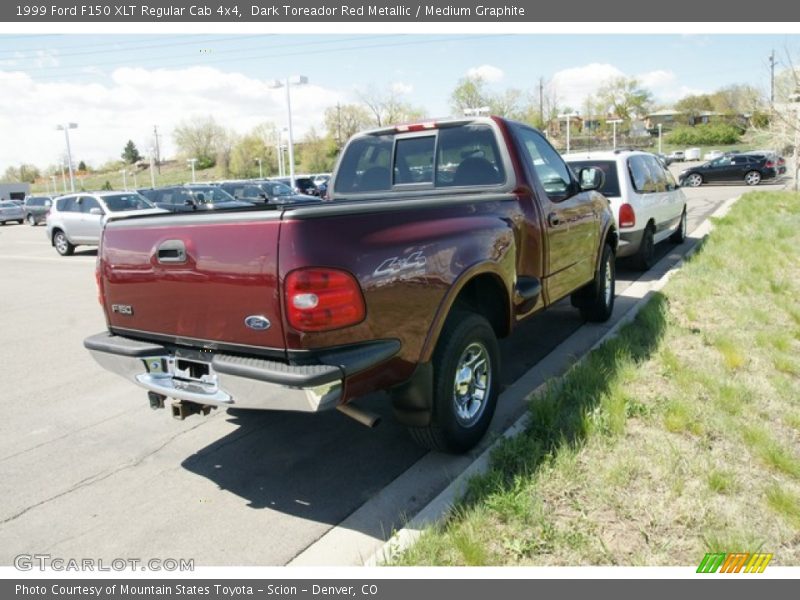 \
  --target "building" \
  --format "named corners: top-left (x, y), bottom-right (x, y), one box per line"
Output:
top-left (644, 110), bottom-right (685, 131)
top-left (0, 182), bottom-right (30, 201)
